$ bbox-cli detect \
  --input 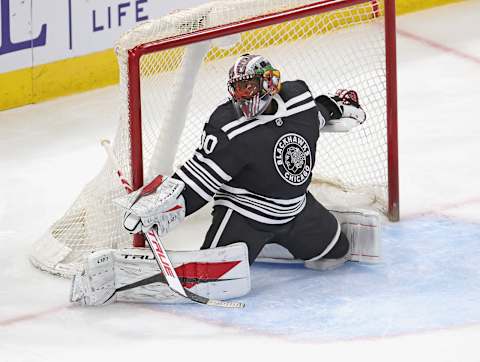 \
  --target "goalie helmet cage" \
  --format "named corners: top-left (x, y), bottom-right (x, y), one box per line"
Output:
top-left (30, 0), bottom-right (399, 277)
